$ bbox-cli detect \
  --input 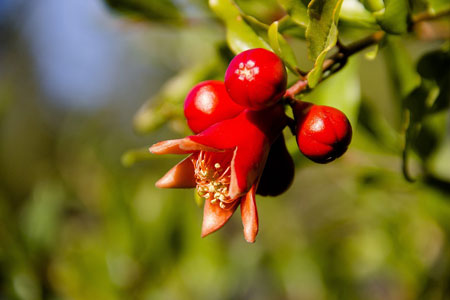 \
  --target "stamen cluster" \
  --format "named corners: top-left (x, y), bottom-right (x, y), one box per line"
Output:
top-left (192, 151), bottom-right (233, 209)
